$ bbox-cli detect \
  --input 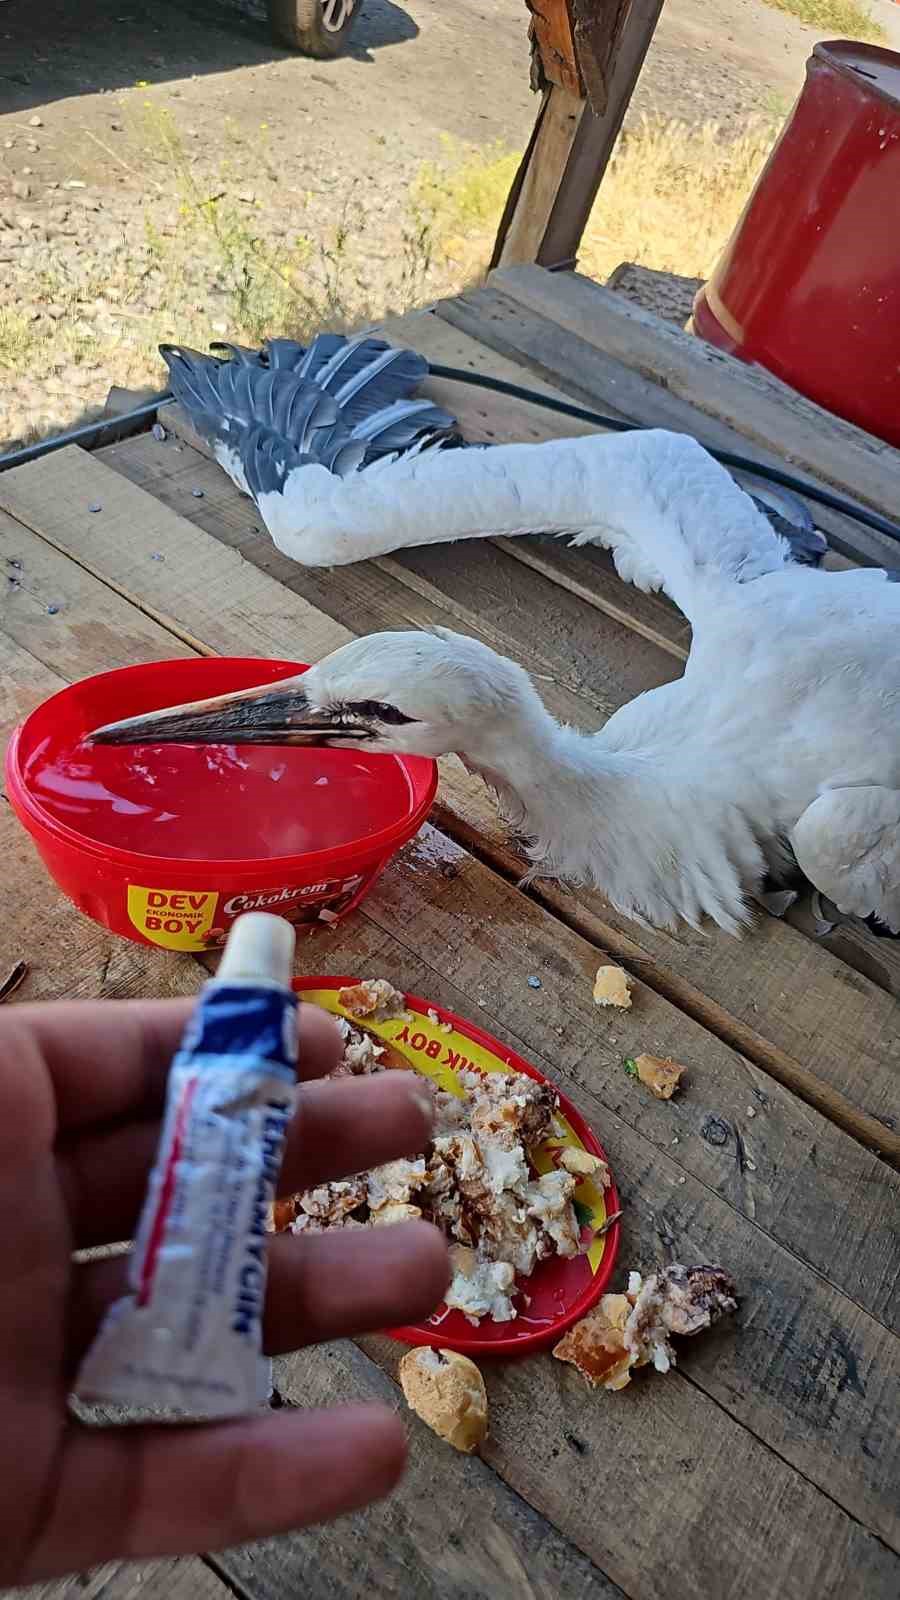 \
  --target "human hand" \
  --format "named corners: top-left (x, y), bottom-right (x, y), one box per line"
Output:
top-left (0, 996), bottom-right (448, 1585)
